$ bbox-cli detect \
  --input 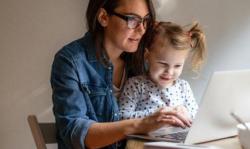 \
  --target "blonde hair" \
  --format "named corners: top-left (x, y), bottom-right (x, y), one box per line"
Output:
top-left (148, 21), bottom-right (206, 72)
